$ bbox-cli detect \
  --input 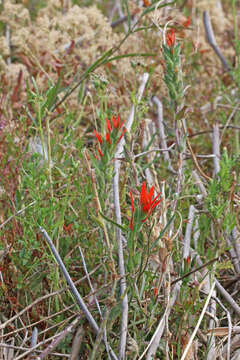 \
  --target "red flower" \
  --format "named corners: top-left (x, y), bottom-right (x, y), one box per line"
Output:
top-left (93, 115), bottom-right (125, 160)
top-left (183, 16), bottom-right (191, 28)
top-left (93, 129), bottom-right (103, 144)
top-left (112, 115), bottom-right (125, 129)
top-left (106, 118), bottom-right (112, 132)
top-left (166, 29), bottom-right (175, 47)
top-left (105, 115), bottom-right (125, 132)
top-left (106, 115), bottom-right (125, 143)
top-left (98, 148), bottom-right (104, 157)
top-left (130, 217), bottom-right (133, 231)
top-left (143, 0), bottom-right (150, 6)
top-left (130, 182), bottom-right (161, 230)
top-left (130, 191), bottom-right (135, 213)
top-left (117, 128), bottom-right (126, 144)
top-left (140, 182), bottom-right (161, 215)
top-left (112, 115), bottom-right (120, 128)
top-left (106, 132), bottom-right (111, 145)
